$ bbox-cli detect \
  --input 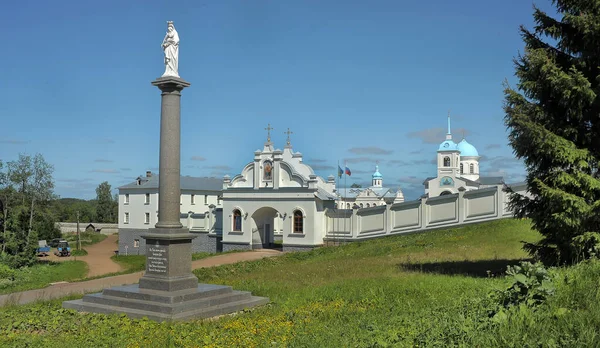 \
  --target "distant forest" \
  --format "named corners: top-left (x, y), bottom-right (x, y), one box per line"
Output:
top-left (50, 197), bottom-right (118, 223)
